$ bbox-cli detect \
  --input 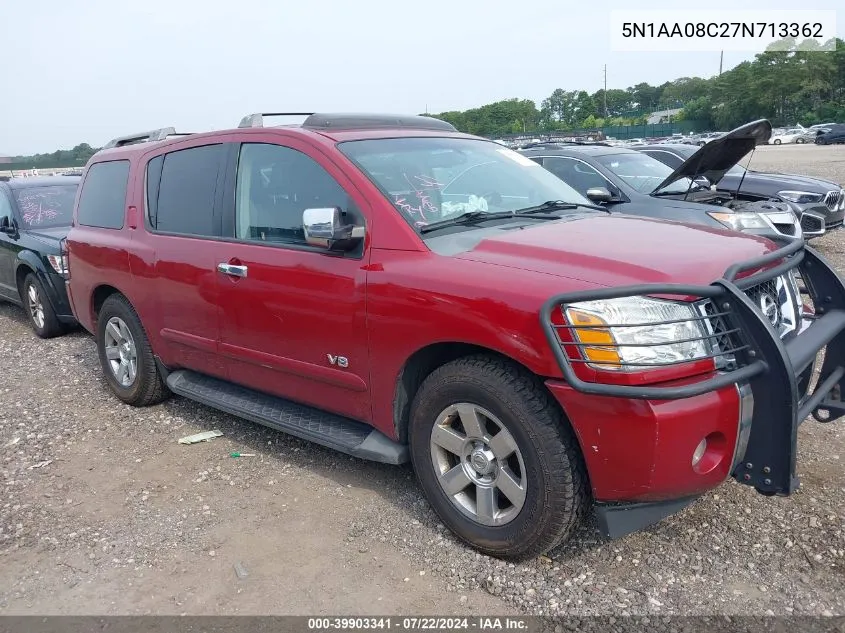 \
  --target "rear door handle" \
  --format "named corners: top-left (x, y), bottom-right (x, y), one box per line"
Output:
top-left (217, 263), bottom-right (248, 278)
